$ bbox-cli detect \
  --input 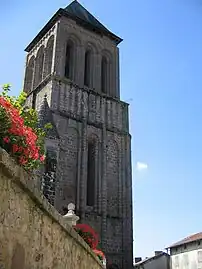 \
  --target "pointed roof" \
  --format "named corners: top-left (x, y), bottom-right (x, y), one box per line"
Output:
top-left (64, 0), bottom-right (112, 35)
top-left (25, 1), bottom-right (122, 52)
top-left (38, 95), bottom-right (59, 139)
